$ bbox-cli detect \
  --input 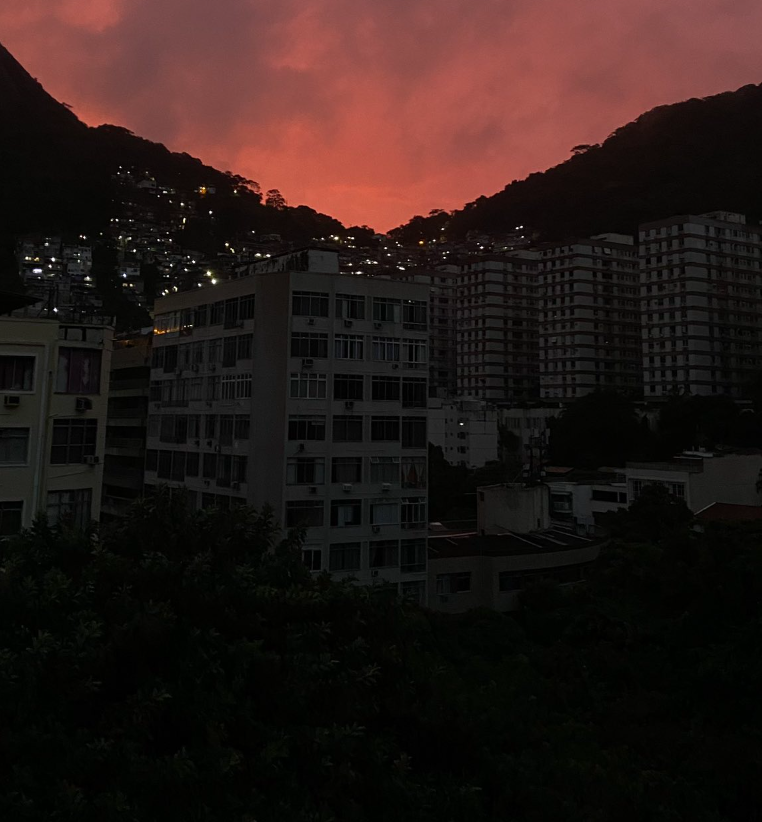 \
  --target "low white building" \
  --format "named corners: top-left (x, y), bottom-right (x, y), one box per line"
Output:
top-left (428, 398), bottom-right (498, 468)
